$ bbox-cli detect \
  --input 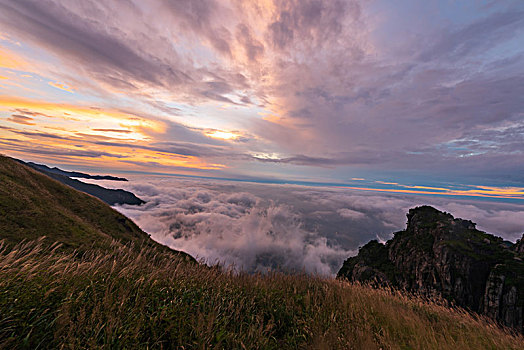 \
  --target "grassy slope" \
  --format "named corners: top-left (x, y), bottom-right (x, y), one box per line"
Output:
top-left (0, 155), bottom-right (522, 349)
top-left (1, 241), bottom-right (522, 349)
top-left (0, 155), bottom-right (186, 257)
